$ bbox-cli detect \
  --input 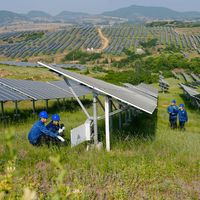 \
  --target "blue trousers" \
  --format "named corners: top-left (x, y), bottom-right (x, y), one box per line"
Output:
top-left (169, 118), bottom-right (177, 129)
